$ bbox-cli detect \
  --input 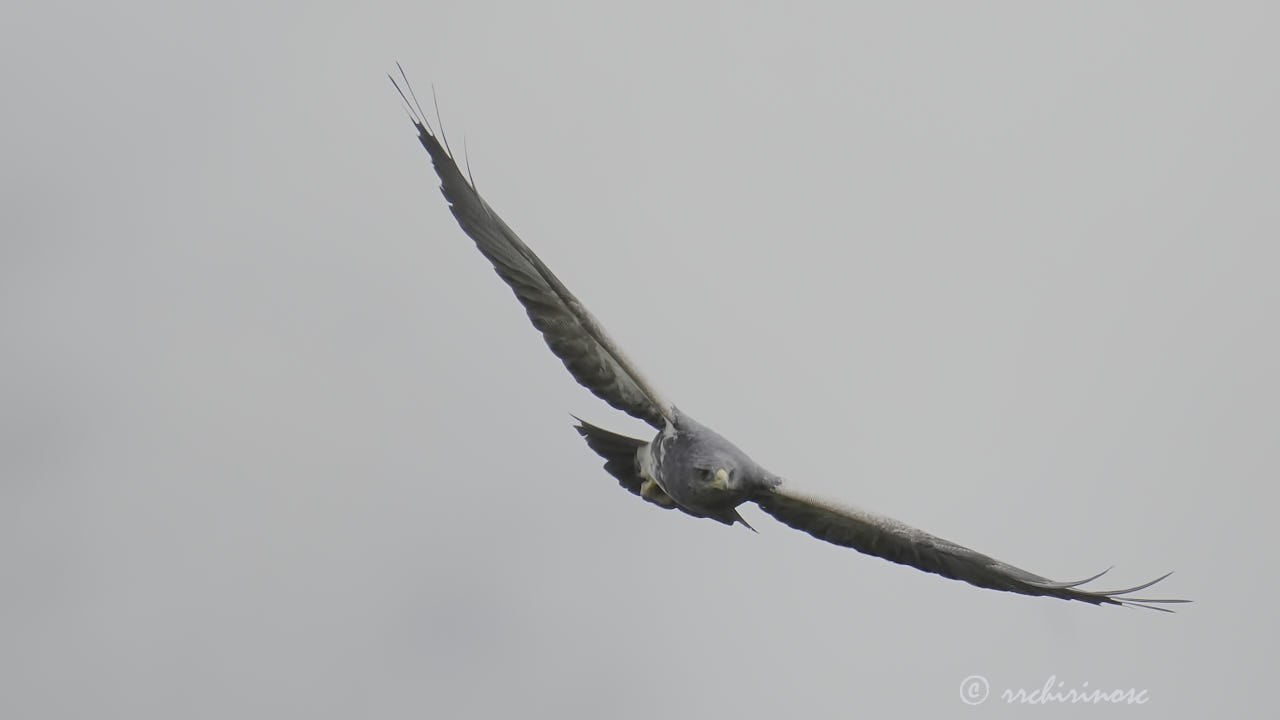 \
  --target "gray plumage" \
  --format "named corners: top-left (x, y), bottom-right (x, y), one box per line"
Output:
top-left (392, 71), bottom-right (1187, 612)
